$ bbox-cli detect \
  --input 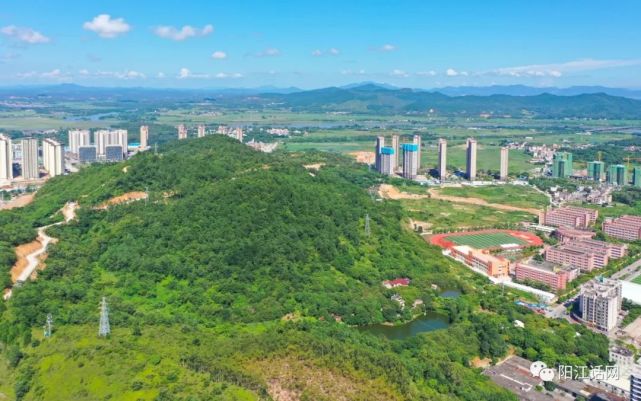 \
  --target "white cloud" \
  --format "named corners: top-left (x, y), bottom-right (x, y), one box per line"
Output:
top-left (17, 69), bottom-right (71, 81)
top-left (492, 58), bottom-right (641, 78)
top-left (177, 67), bottom-right (209, 79)
top-left (390, 69), bottom-right (409, 78)
top-left (377, 44), bottom-right (396, 52)
top-left (211, 51), bottom-right (227, 59)
top-left (416, 70), bottom-right (437, 76)
top-left (0, 25), bottom-right (50, 44)
top-left (446, 68), bottom-right (468, 77)
top-left (78, 69), bottom-right (90, 76)
top-left (312, 48), bottom-right (340, 57)
top-left (83, 14), bottom-right (130, 38)
top-left (215, 72), bottom-right (243, 79)
top-left (256, 48), bottom-right (281, 57)
top-left (157, 72), bottom-right (166, 78)
top-left (154, 24), bottom-right (213, 41)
